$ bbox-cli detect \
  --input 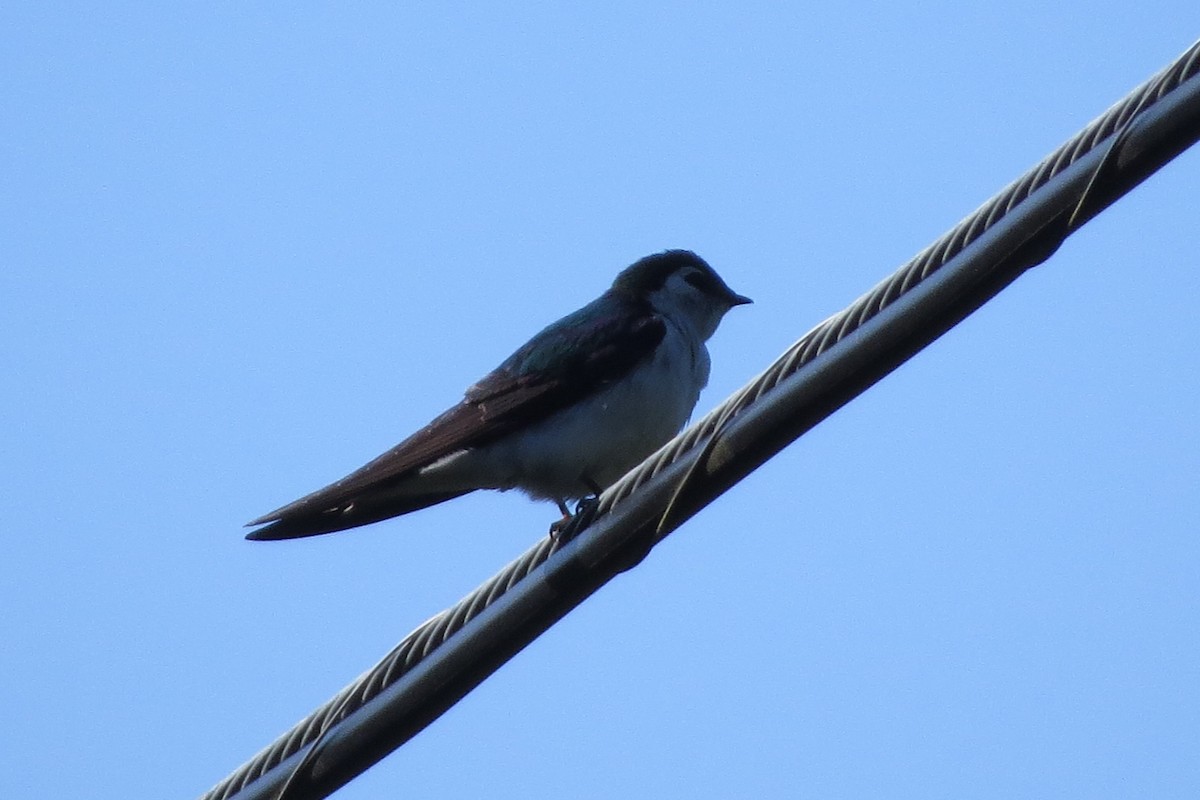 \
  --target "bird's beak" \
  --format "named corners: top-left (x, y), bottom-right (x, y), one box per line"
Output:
top-left (728, 291), bottom-right (753, 307)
